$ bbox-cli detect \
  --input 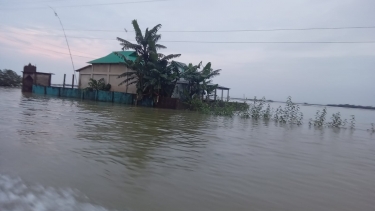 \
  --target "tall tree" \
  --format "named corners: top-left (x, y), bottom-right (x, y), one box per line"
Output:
top-left (116, 20), bottom-right (181, 103)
